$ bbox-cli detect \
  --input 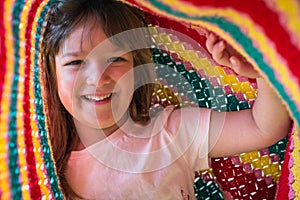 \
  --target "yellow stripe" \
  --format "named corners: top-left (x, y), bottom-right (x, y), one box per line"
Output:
top-left (30, 0), bottom-right (52, 197)
top-left (0, 0), bottom-right (15, 198)
top-left (274, 0), bottom-right (300, 47)
top-left (18, 0), bottom-right (32, 198)
top-left (292, 127), bottom-right (300, 197)
top-left (133, 1), bottom-right (299, 119)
